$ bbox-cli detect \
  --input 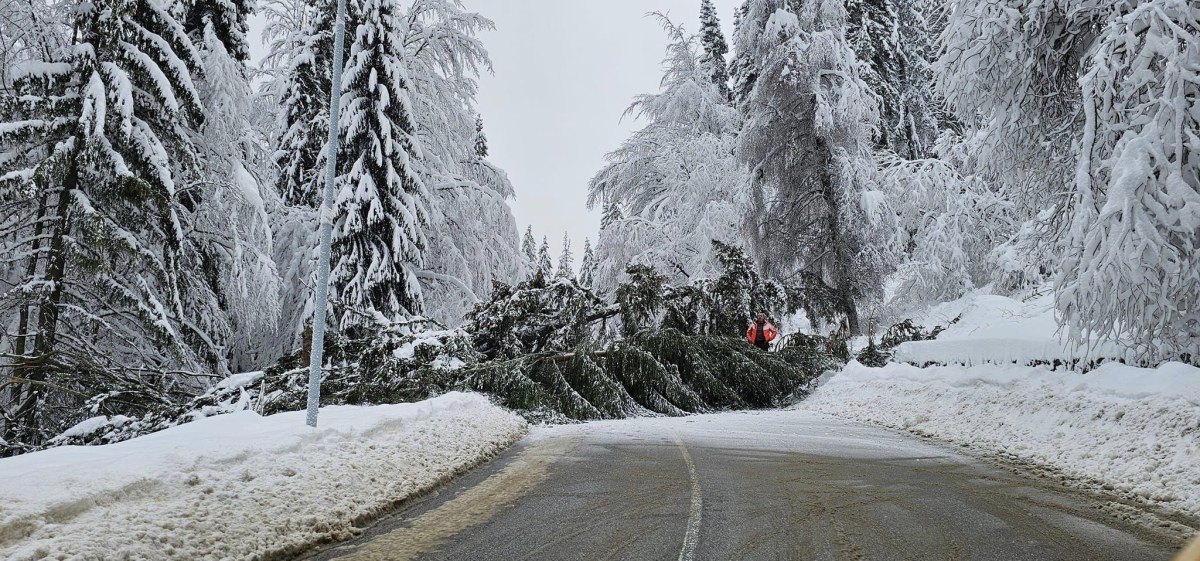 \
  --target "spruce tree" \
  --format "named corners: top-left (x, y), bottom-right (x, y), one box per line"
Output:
top-left (0, 0), bottom-right (207, 445)
top-left (556, 234), bottom-right (575, 278)
top-left (330, 0), bottom-right (431, 327)
top-left (579, 238), bottom-right (596, 288)
top-left (845, 0), bottom-right (938, 159)
top-left (474, 114), bottom-right (489, 158)
top-left (698, 0), bottom-right (731, 100)
top-left (729, 0), bottom-right (757, 106)
top-left (186, 0), bottom-right (254, 62)
top-left (521, 226), bottom-right (537, 264)
top-left (537, 236), bottom-right (553, 274)
top-left (274, 1), bottom-right (335, 208)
